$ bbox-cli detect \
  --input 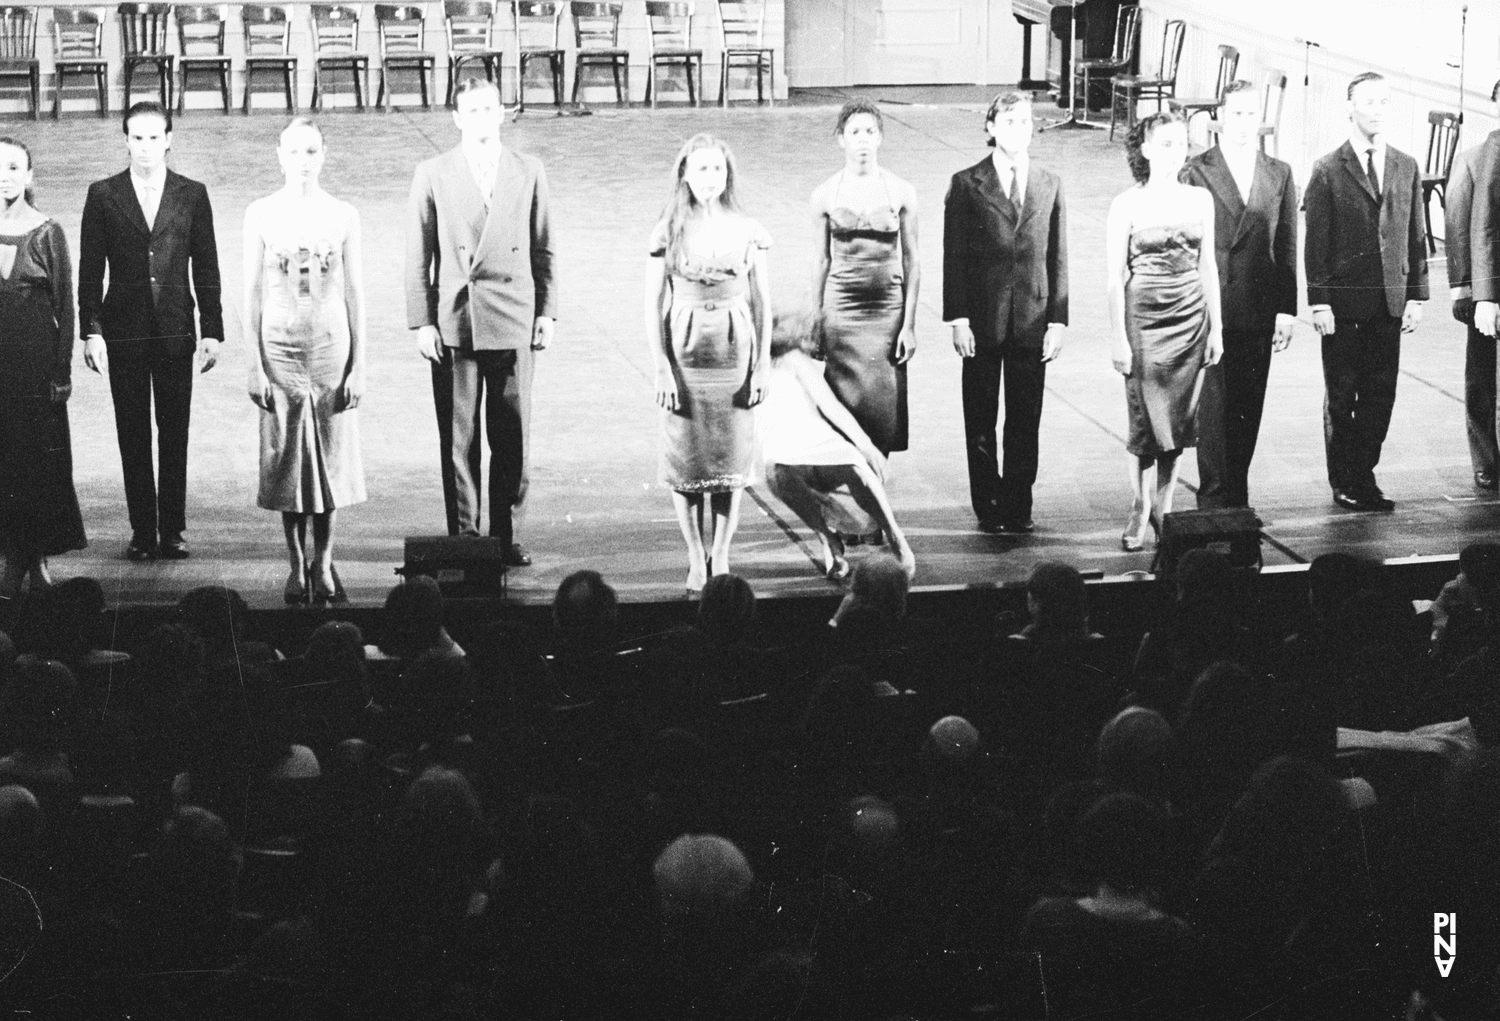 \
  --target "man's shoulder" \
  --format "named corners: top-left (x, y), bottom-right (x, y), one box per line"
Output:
top-left (85, 170), bottom-right (128, 195)
top-left (413, 146), bottom-right (462, 175)
top-left (1311, 143), bottom-right (1351, 172)
top-left (949, 157), bottom-right (987, 185)
top-left (1385, 144), bottom-right (1420, 174)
